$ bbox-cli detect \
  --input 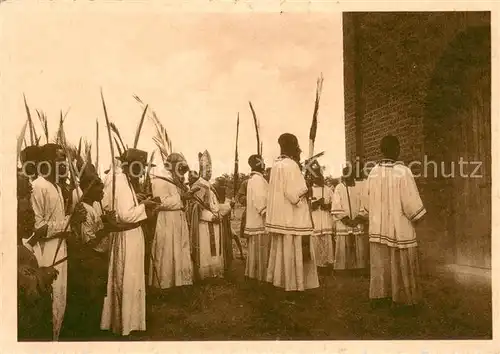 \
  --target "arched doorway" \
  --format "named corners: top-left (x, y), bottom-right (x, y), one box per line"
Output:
top-left (424, 25), bottom-right (491, 269)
